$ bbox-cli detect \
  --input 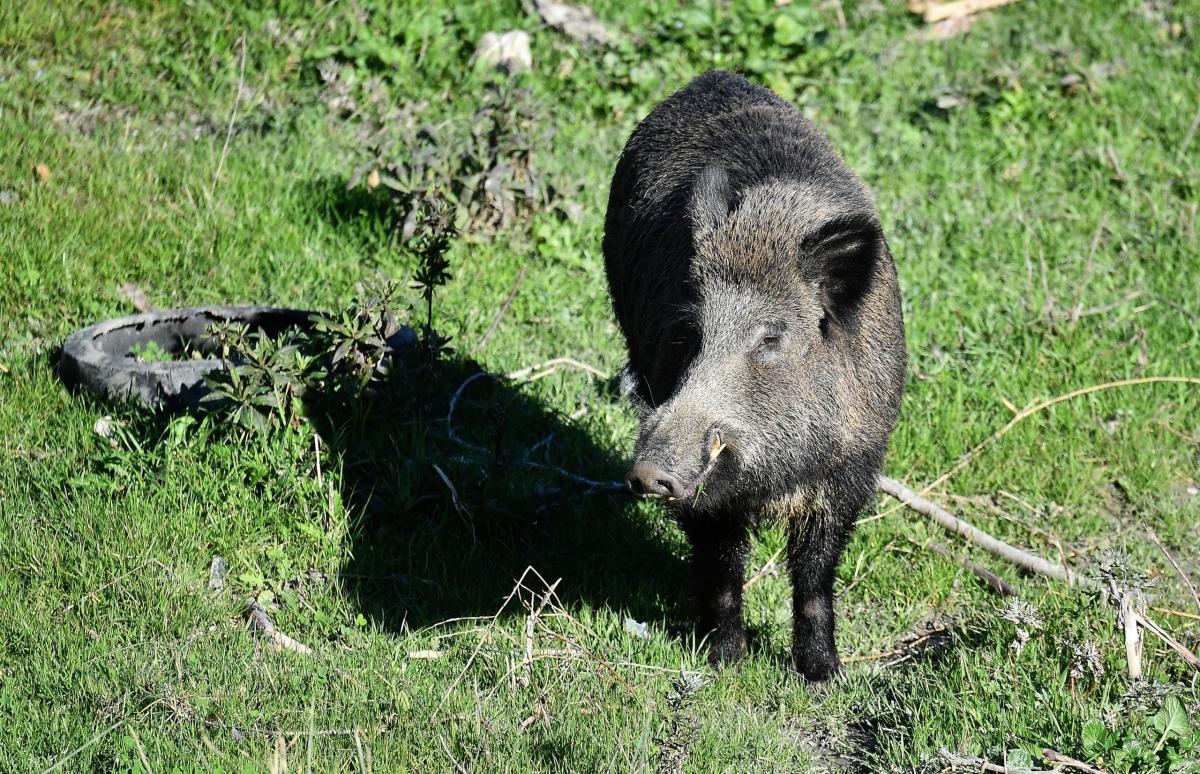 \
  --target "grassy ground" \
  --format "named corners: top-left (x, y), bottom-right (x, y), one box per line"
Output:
top-left (2, 0), bottom-right (1200, 771)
